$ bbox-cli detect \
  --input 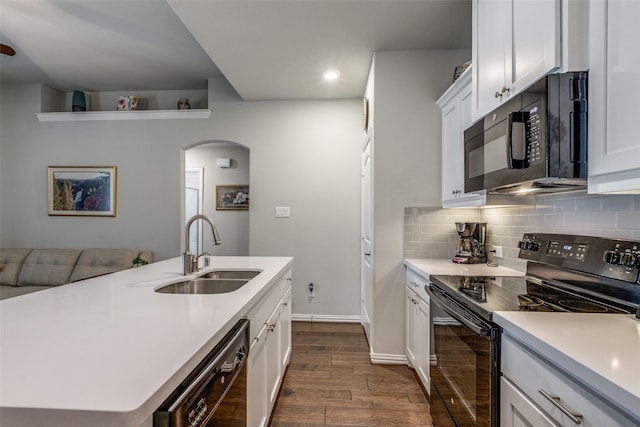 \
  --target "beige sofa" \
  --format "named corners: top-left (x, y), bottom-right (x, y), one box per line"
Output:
top-left (0, 248), bottom-right (153, 300)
